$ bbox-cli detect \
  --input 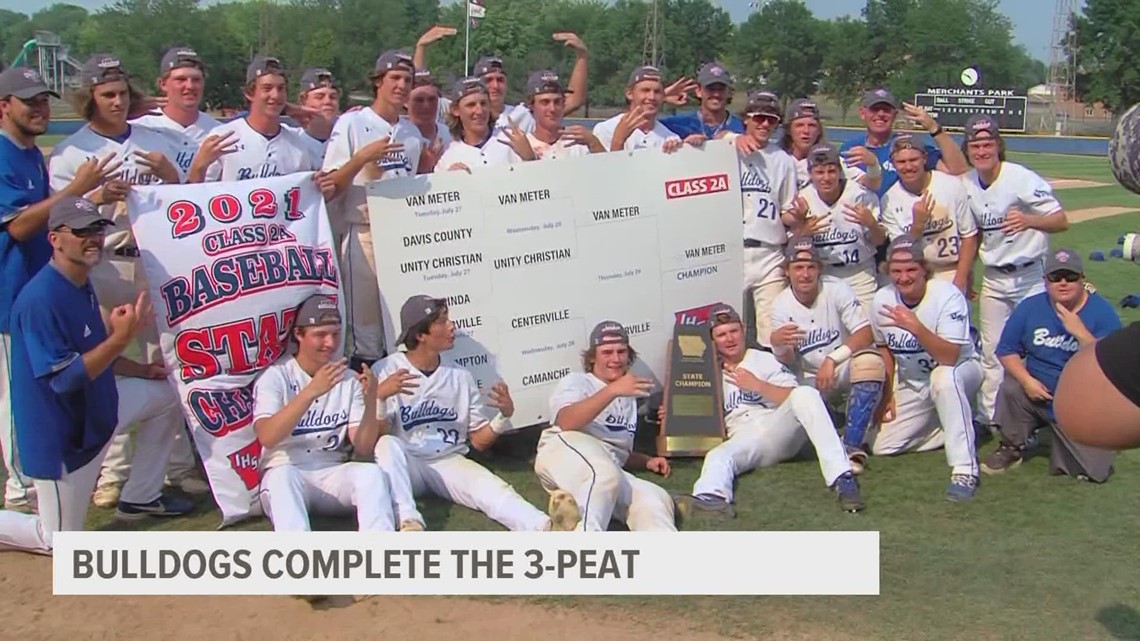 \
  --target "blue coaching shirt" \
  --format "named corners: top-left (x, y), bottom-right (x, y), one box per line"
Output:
top-left (0, 131), bottom-right (53, 333)
top-left (659, 111), bottom-right (745, 140)
top-left (996, 291), bottom-right (1121, 415)
top-left (10, 263), bottom-right (119, 479)
top-left (838, 132), bottom-right (942, 198)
